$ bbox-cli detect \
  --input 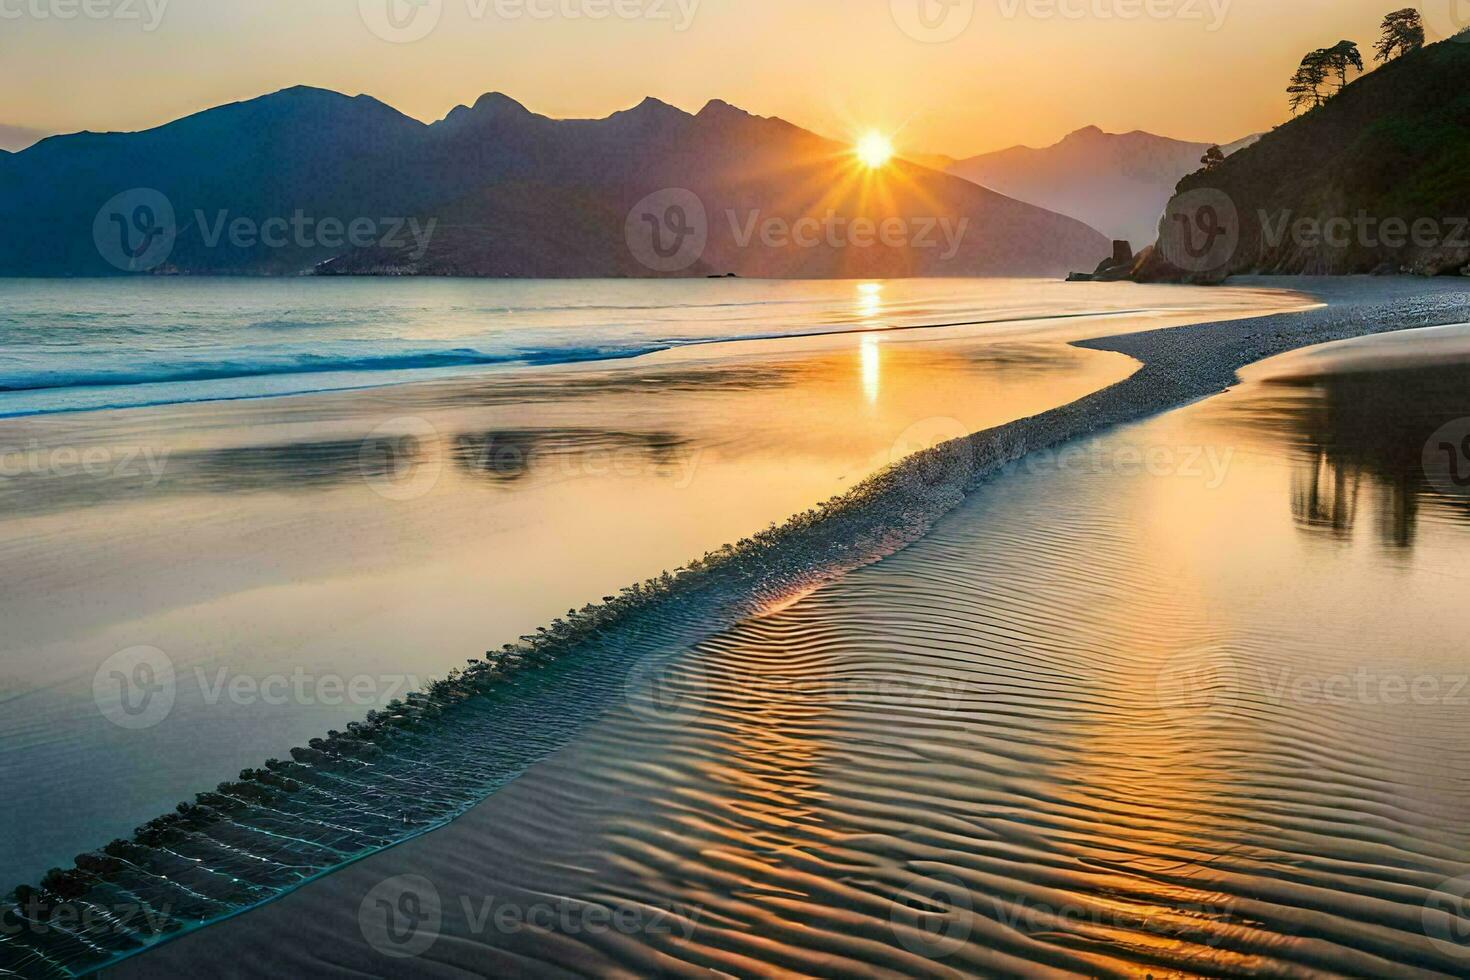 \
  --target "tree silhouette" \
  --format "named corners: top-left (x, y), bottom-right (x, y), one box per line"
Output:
top-left (1287, 41), bottom-right (1362, 114)
top-left (1375, 8), bottom-right (1425, 62)
top-left (1323, 40), bottom-right (1364, 91)
top-left (1288, 50), bottom-right (1331, 114)
top-left (1199, 145), bottom-right (1225, 171)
